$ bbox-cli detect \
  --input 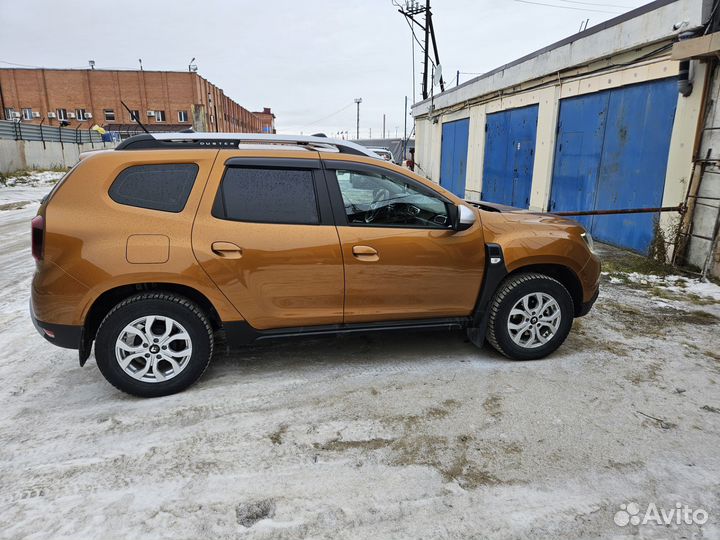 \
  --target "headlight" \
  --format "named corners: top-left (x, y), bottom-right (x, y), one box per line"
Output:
top-left (581, 231), bottom-right (594, 252)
